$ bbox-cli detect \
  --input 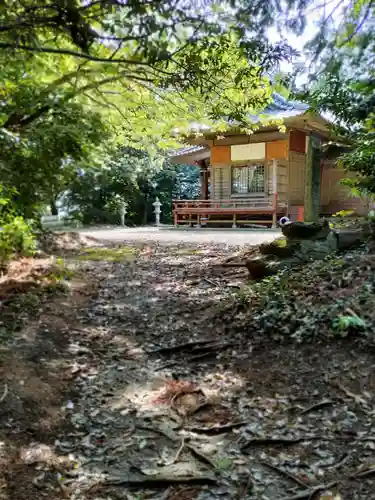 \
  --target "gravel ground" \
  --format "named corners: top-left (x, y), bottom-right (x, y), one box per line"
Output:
top-left (78, 226), bottom-right (281, 246)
